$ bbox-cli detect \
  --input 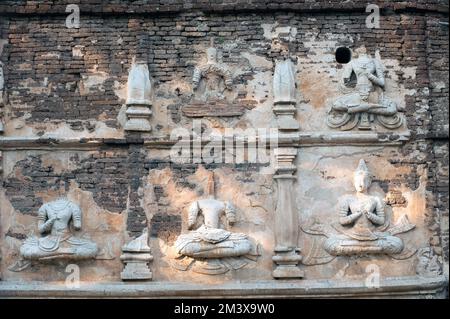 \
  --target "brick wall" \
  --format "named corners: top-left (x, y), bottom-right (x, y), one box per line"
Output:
top-left (425, 14), bottom-right (449, 272)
